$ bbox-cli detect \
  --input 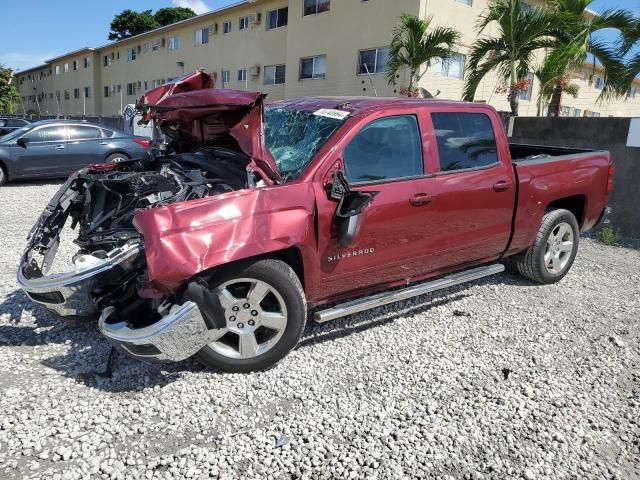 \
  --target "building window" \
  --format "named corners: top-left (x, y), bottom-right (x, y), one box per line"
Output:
top-left (592, 112), bottom-right (601, 117)
top-left (84, 87), bottom-right (90, 98)
top-left (264, 64), bottom-right (286, 85)
top-left (127, 48), bottom-right (137, 61)
top-left (64, 63), bottom-right (69, 73)
top-left (144, 81), bottom-right (149, 91)
top-left (64, 90), bottom-right (70, 100)
top-left (222, 70), bottom-right (230, 83)
top-left (593, 75), bottom-right (604, 90)
top-left (304, 0), bottom-right (330, 16)
top-left (573, 108), bottom-right (581, 117)
top-left (455, 0), bottom-right (472, 5)
top-left (239, 15), bottom-right (249, 30)
top-left (104, 86), bottom-right (110, 98)
top-left (519, 72), bottom-right (534, 101)
top-left (300, 55), bottom-right (327, 80)
top-left (195, 27), bottom-right (210, 45)
top-left (223, 20), bottom-right (232, 34)
top-left (168, 36), bottom-right (180, 51)
top-left (358, 48), bottom-right (389, 75)
top-left (72, 60), bottom-right (78, 71)
top-left (238, 69), bottom-right (247, 81)
top-left (267, 8), bottom-right (288, 29)
top-left (431, 53), bottom-right (465, 79)
top-left (127, 83), bottom-right (135, 96)
top-left (143, 43), bottom-right (149, 53)
top-left (628, 87), bottom-right (637, 99)
top-left (152, 39), bottom-right (161, 51)
top-left (73, 88), bottom-right (80, 99)
top-left (103, 55), bottom-right (111, 67)
top-left (84, 57), bottom-right (91, 68)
